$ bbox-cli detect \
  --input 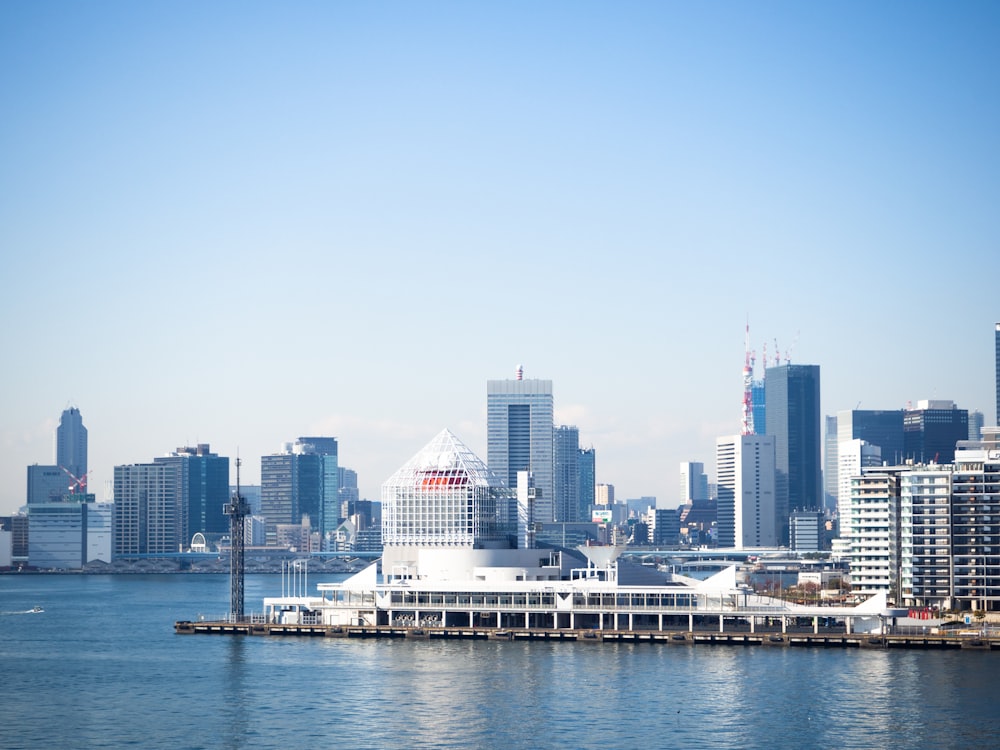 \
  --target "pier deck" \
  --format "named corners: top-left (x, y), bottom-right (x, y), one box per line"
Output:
top-left (174, 620), bottom-right (998, 650)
